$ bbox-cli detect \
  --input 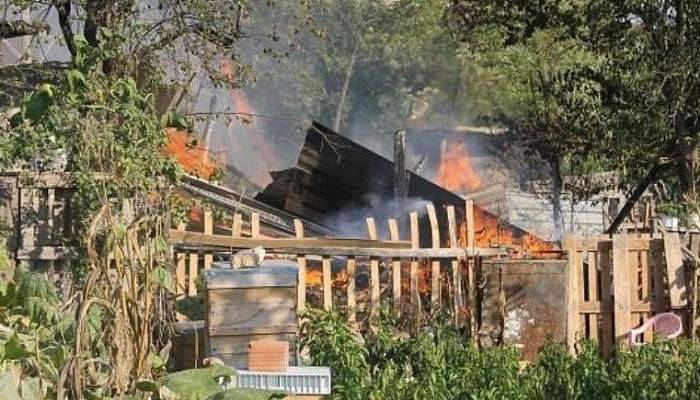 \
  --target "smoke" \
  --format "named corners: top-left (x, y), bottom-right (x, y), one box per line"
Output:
top-left (321, 194), bottom-right (431, 239)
